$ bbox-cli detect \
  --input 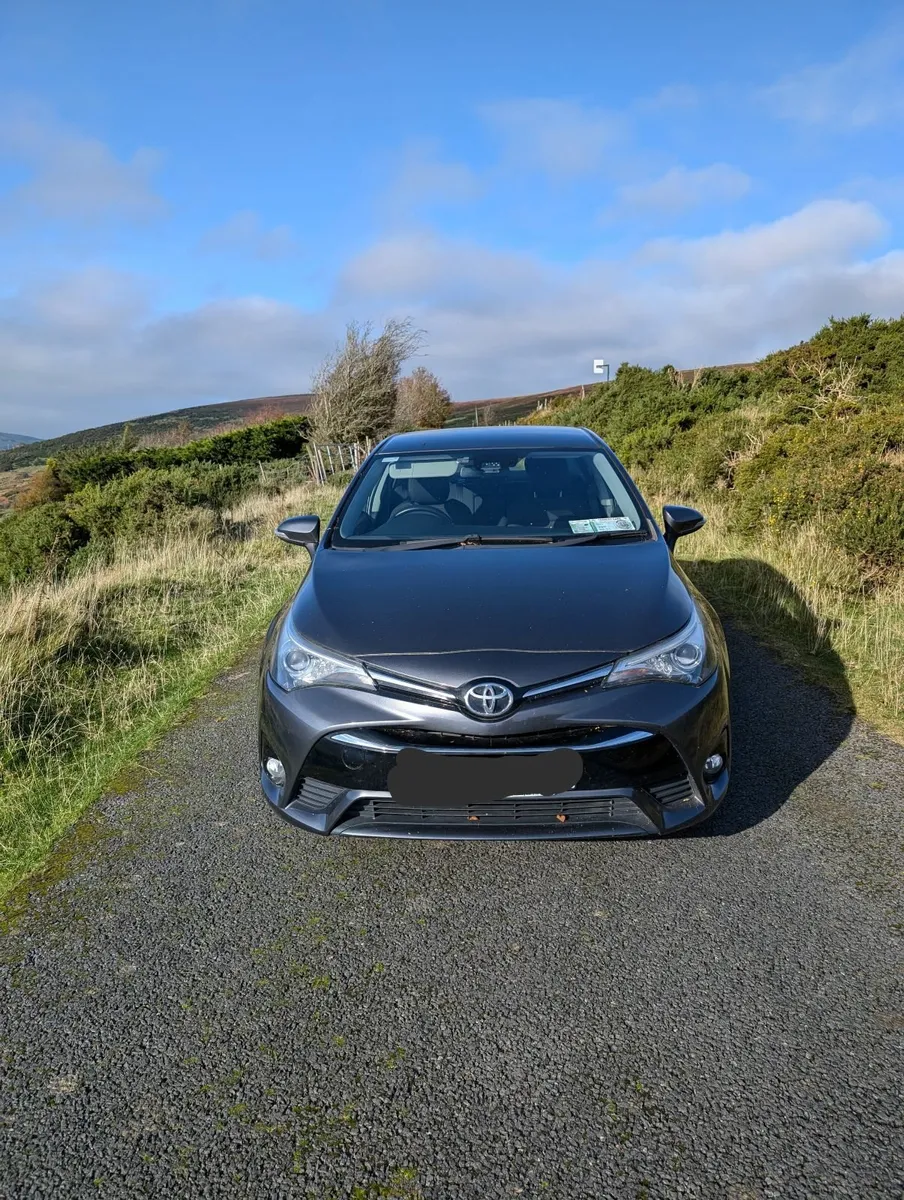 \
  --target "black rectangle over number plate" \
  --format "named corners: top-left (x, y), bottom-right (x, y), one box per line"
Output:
top-left (387, 748), bottom-right (583, 806)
